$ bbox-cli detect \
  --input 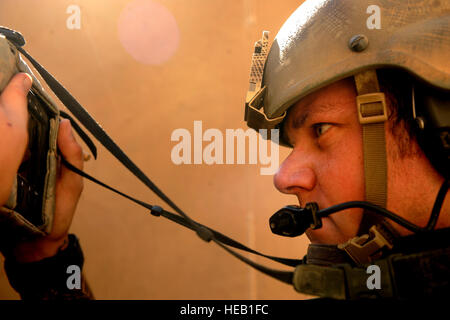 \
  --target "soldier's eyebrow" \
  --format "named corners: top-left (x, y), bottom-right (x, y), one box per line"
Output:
top-left (292, 111), bottom-right (309, 129)
top-left (291, 103), bottom-right (331, 129)
top-left (290, 101), bottom-right (349, 130)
